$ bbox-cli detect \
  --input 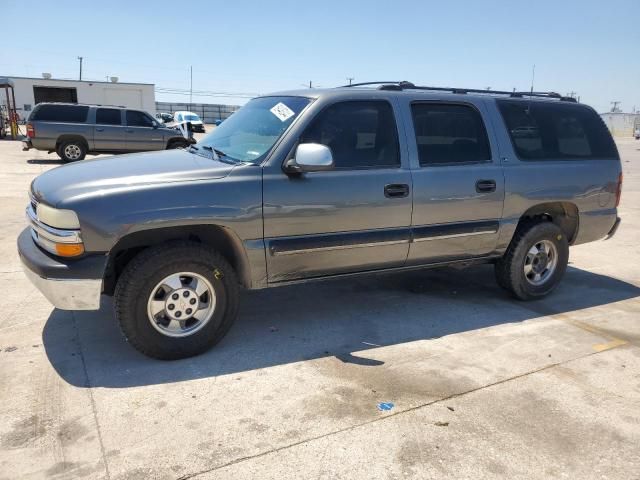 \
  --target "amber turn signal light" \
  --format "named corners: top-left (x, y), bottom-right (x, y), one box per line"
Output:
top-left (55, 243), bottom-right (85, 257)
